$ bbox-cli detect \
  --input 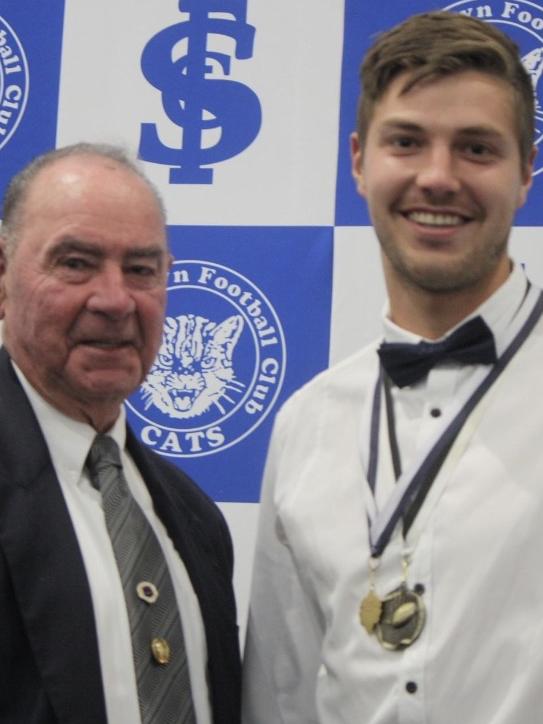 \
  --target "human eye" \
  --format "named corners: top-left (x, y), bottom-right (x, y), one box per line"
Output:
top-left (61, 255), bottom-right (92, 270)
top-left (459, 139), bottom-right (498, 163)
top-left (125, 259), bottom-right (162, 287)
top-left (394, 136), bottom-right (417, 148)
top-left (54, 254), bottom-right (96, 281)
top-left (466, 142), bottom-right (488, 155)
top-left (384, 133), bottom-right (422, 154)
top-left (129, 263), bottom-right (156, 276)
